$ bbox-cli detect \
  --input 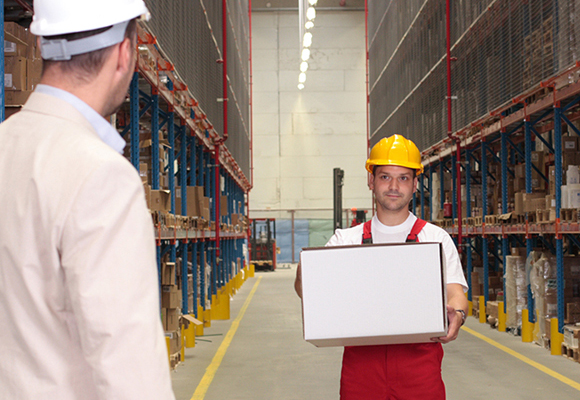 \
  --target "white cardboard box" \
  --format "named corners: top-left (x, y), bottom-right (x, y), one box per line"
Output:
top-left (300, 242), bottom-right (447, 347)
